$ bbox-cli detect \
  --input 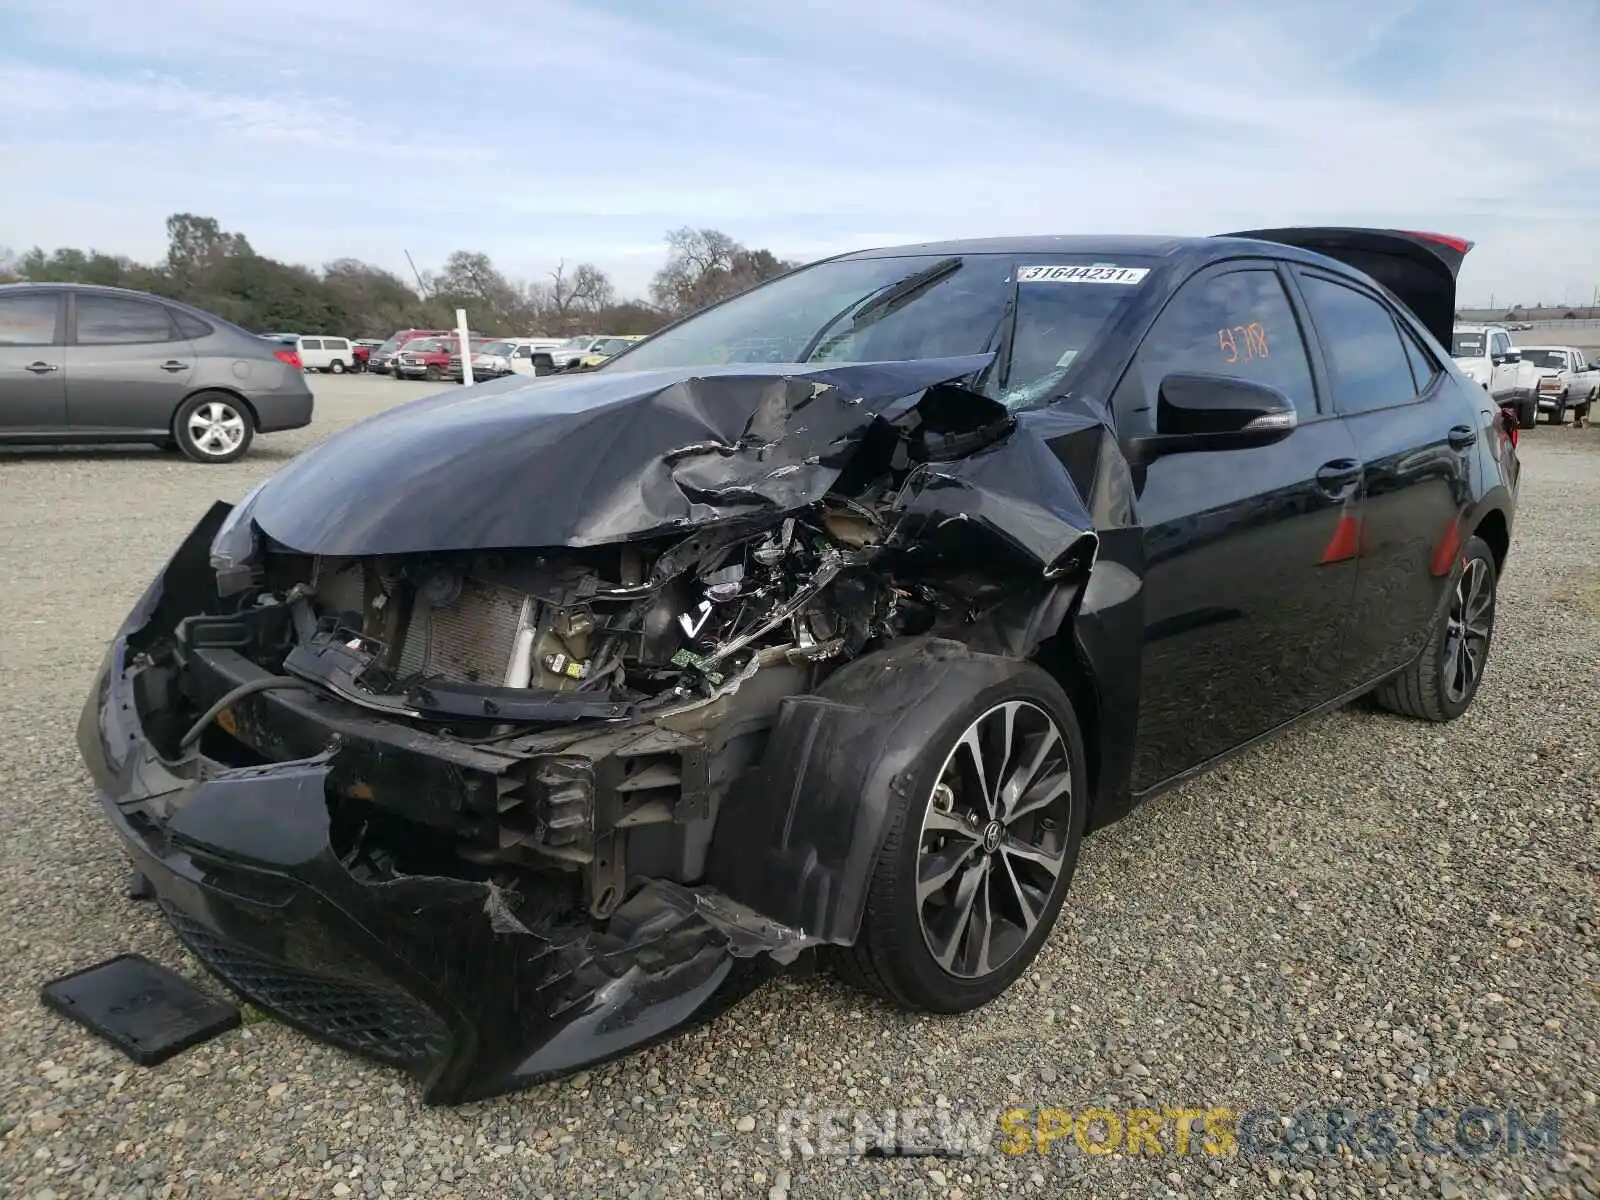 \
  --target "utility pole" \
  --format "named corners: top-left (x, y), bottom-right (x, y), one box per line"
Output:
top-left (403, 249), bottom-right (428, 296)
